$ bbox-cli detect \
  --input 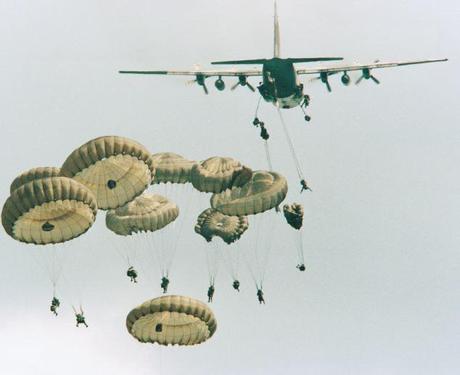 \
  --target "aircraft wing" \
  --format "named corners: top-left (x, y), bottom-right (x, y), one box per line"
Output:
top-left (119, 69), bottom-right (263, 77)
top-left (296, 58), bottom-right (447, 75)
